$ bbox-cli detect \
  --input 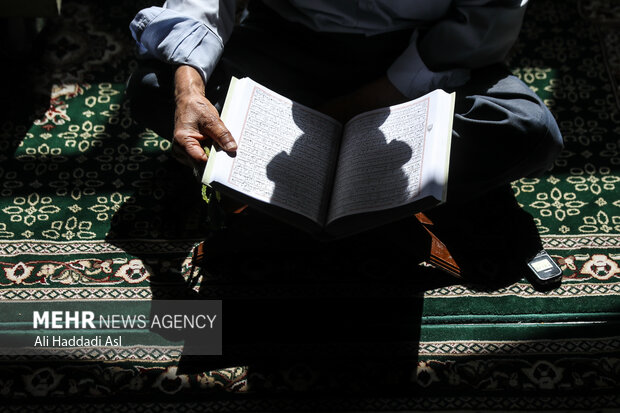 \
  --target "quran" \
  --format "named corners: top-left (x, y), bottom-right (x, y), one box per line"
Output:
top-left (203, 77), bottom-right (455, 237)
